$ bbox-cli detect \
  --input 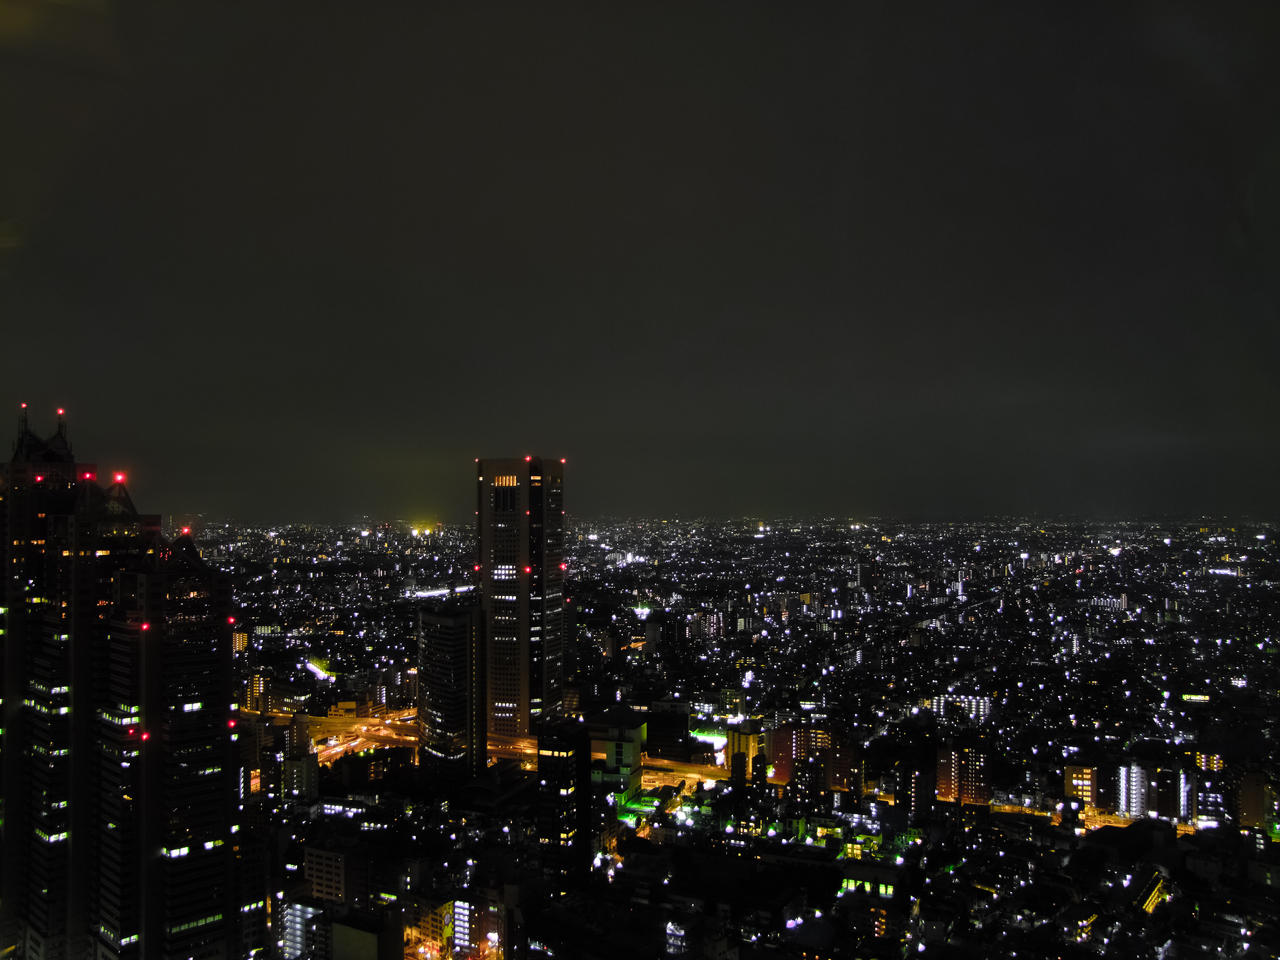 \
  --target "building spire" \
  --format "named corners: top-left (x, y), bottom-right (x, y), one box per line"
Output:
top-left (46, 406), bottom-right (72, 457)
top-left (12, 402), bottom-right (32, 459)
